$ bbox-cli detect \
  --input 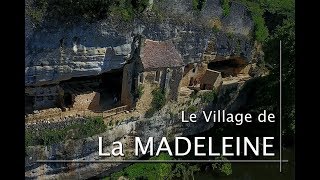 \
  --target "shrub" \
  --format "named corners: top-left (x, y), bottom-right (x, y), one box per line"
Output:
top-left (212, 25), bottom-right (220, 33)
top-left (26, 0), bottom-right (48, 25)
top-left (151, 88), bottom-right (166, 110)
top-left (200, 90), bottom-right (217, 103)
top-left (145, 88), bottom-right (166, 118)
top-left (137, 85), bottom-right (144, 98)
top-left (110, 0), bottom-right (134, 22)
top-left (192, 0), bottom-right (206, 11)
top-left (187, 105), bottom-right (197, 113)
top-left (222, 0), bottom-right (231, 17)
top-left (190, 90), bottom-right (198, 100)
top-left (110, 153), bottom-right (173, 179)
top-left (212, 156), bottom-right (232, 176)
top-left (76, 116), bottom-right (106, 139)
